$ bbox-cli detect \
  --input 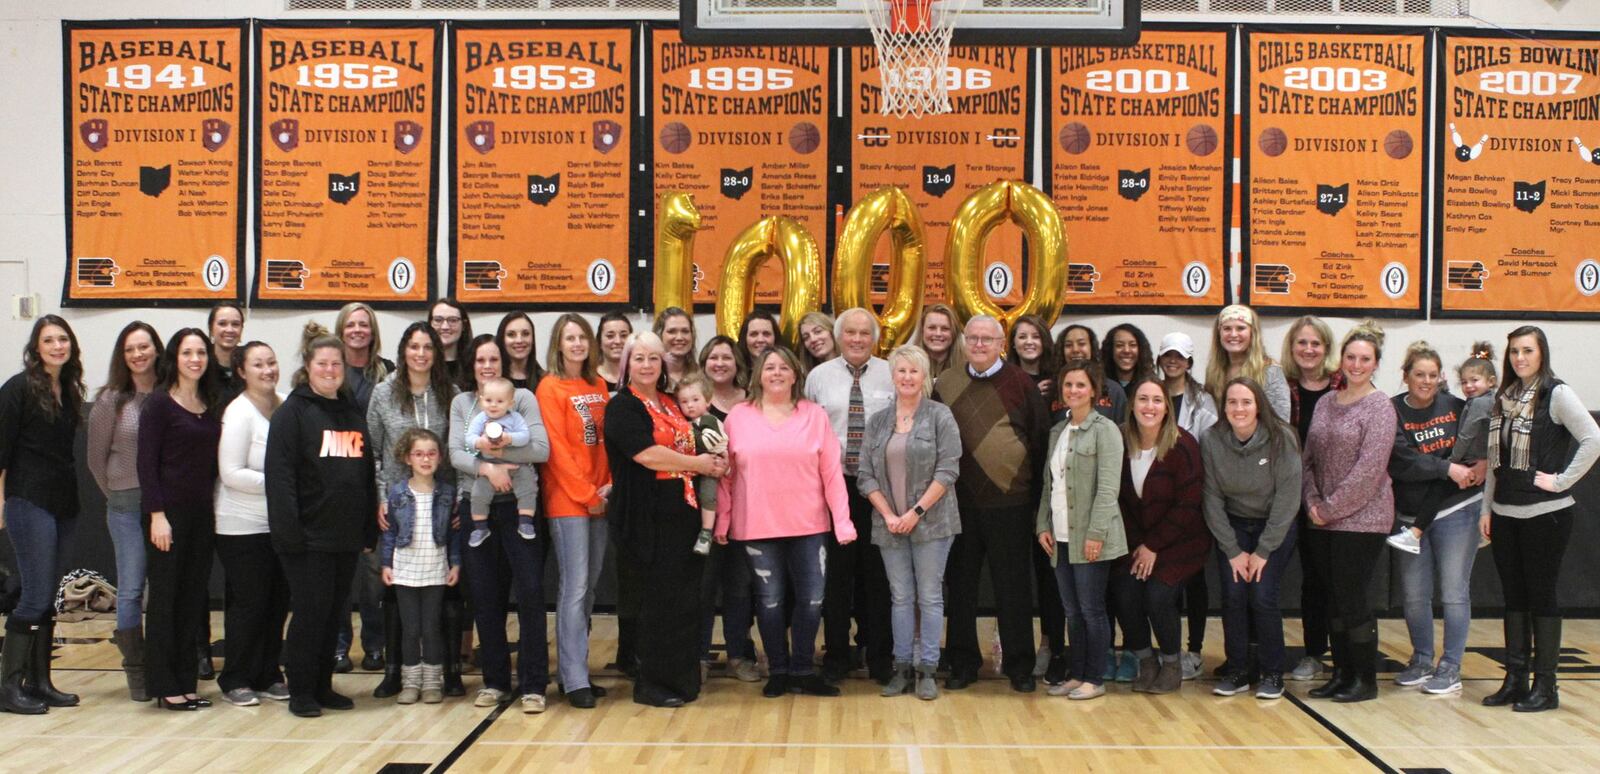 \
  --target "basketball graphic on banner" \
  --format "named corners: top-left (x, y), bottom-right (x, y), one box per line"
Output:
top-left (789, 122), bottom-right (821, 154)
top-left (1059, 121), bottom-right (1091, 155)
top-left (1258, 127), bottom-right (1287, 157)
top-left (660, 122), bottom-right (692, 154)
top-left (1384, 129), bottom-right (1413, 160)
top-left (1186, 124), bottom-right (1218, 157)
